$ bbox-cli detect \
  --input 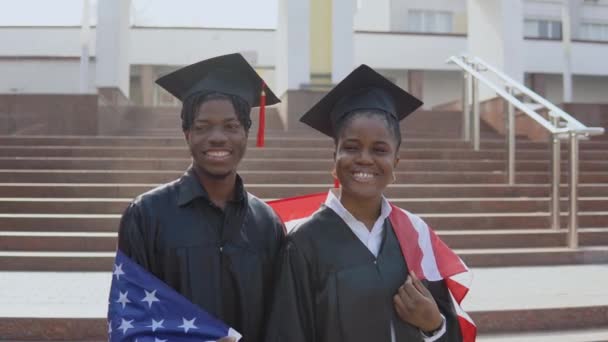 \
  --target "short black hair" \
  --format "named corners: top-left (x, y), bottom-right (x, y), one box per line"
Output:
top-left (334, 109), bottom-right (402, 151)
top-left (180, 92), bottom-right (252, 132)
